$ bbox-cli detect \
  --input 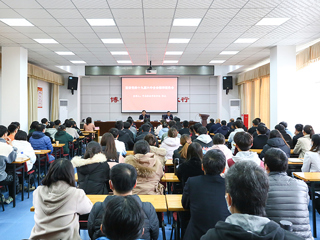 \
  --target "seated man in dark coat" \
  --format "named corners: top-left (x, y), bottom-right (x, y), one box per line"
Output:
top-left (214, 120), bottom-right (229, 136)
top-left (206, 118), bottom-right (215, 132)
top-left (248, 118), bottom-right (259, 135)
top-left (122, 121), bottom-right (135, 141)
top-left (162, 111), bottom-right (173, 121)
top-left (209, 119), bottom-right (221, 133)
top-left (115, 120), bottom-right (134, 150)
top-left (182, 149), bottom-right (230, 240)
top-left (179, 120), bottom-right (190, 136)
top-left (252, 123), bottom-right (269, 149)
top-left (193, 126), bottom-right (213, 148)
top-left (292, 124), bottom-right (303, 148)
top-left (139, 110), bottom-right (150, 120)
